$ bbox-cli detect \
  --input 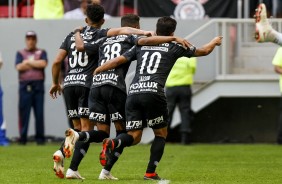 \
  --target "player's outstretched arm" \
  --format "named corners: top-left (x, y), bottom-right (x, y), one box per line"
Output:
top-left (107, 27), bottom-right (154, 37)
top-left (50, 49), bottom-right (67, 99)
top-left (138, 36), bottom-right (192, 48)
top-left (194, 36), bottom-right (223, 57)
top-left (94, 56), bottom-right (128, 75)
